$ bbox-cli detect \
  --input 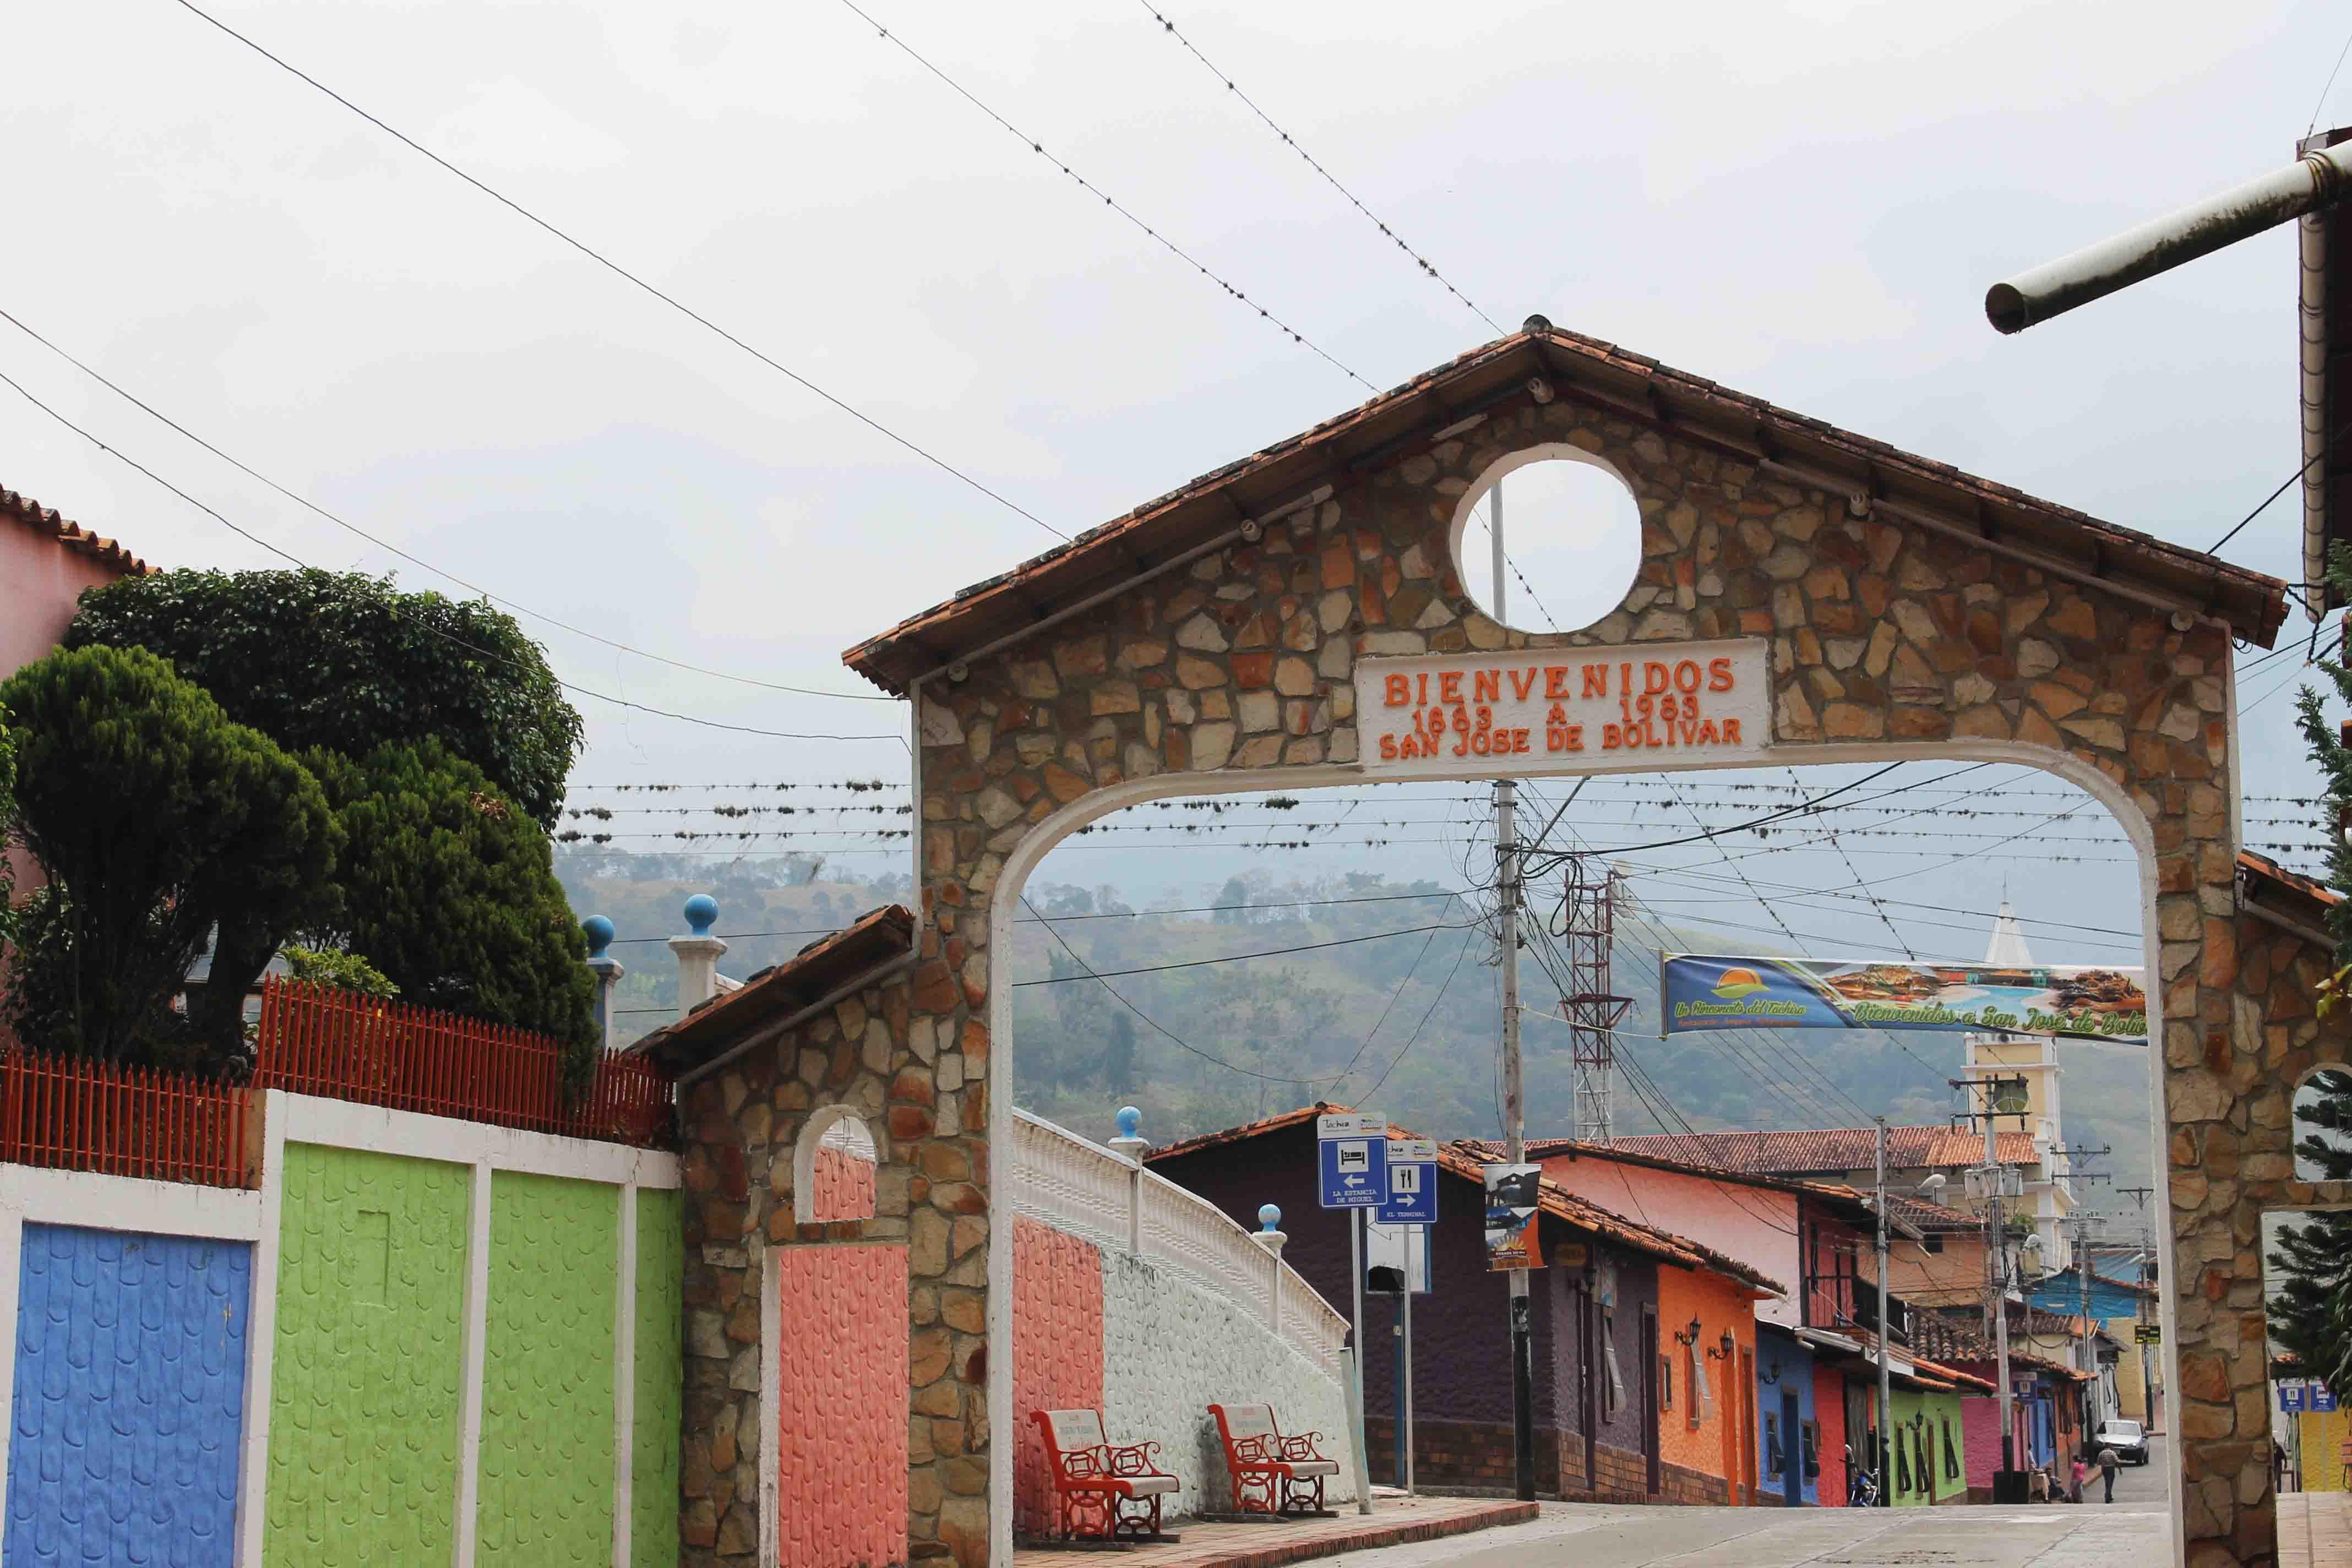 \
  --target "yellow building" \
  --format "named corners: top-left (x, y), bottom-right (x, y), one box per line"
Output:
top-left (2294, 1403), bottom-right (2352, 1493)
